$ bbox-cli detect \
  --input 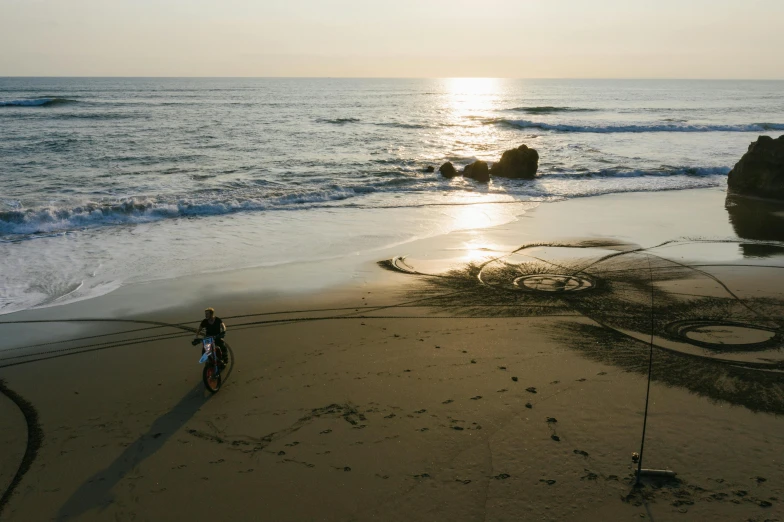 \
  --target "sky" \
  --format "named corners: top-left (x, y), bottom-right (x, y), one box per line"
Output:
top-left (2, 0), bottom-right (783, 78)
